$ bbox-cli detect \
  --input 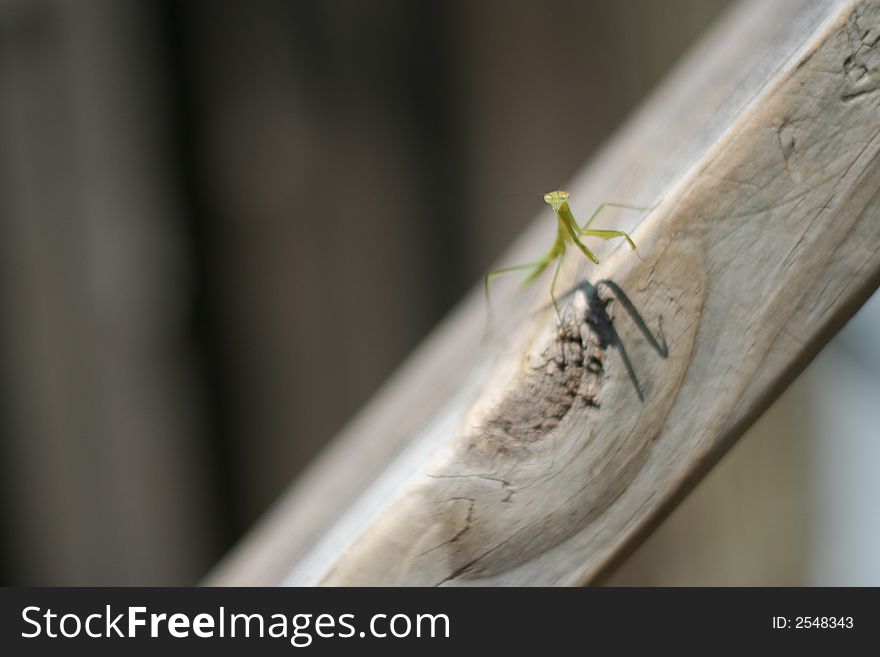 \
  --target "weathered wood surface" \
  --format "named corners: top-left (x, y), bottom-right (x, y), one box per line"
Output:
top-left (209, 0), bottom-right (880, 586)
